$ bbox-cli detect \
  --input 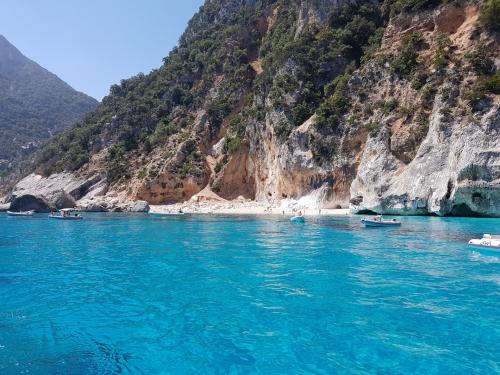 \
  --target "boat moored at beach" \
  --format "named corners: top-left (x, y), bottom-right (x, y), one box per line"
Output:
top-left (468, 234), bottom-right (500, 251)
top-left (361, 215), bottom-right (401, 227)
top-left (48, 208), bottom-right (83, 220)
top-left (7, 210), bottom-right (34, 216)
